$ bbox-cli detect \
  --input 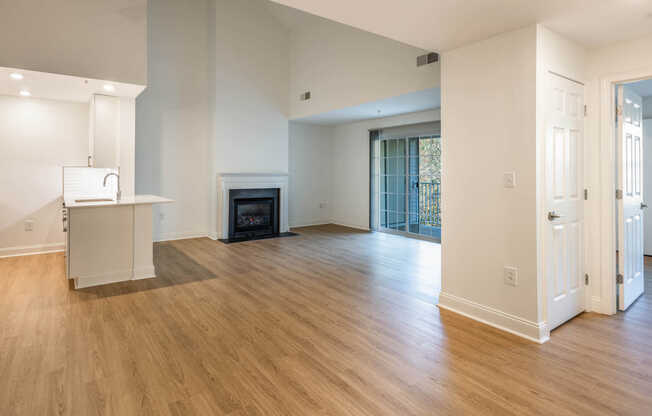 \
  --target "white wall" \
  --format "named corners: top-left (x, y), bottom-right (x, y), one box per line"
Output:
top-left (213, 0), bottom-right (290, 174)
top-left (330, 109), bottom-right (440, 229)
top-left (136, 0), bottom-right (212, 241)
top-left (289, 13), bottom-right (439, 120)
top-left (288, 123), bottom-right (333, 226)
top-left (0, 95), bottom-right (88, 256)
top-left (438, 26), bottom-right (541, 339)
top-left (0, 0), bottom-right (147, 85)
top-left (136, 0), bottom-right (290, 240)
top-left (210, 0), bottom-right (290, 237)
